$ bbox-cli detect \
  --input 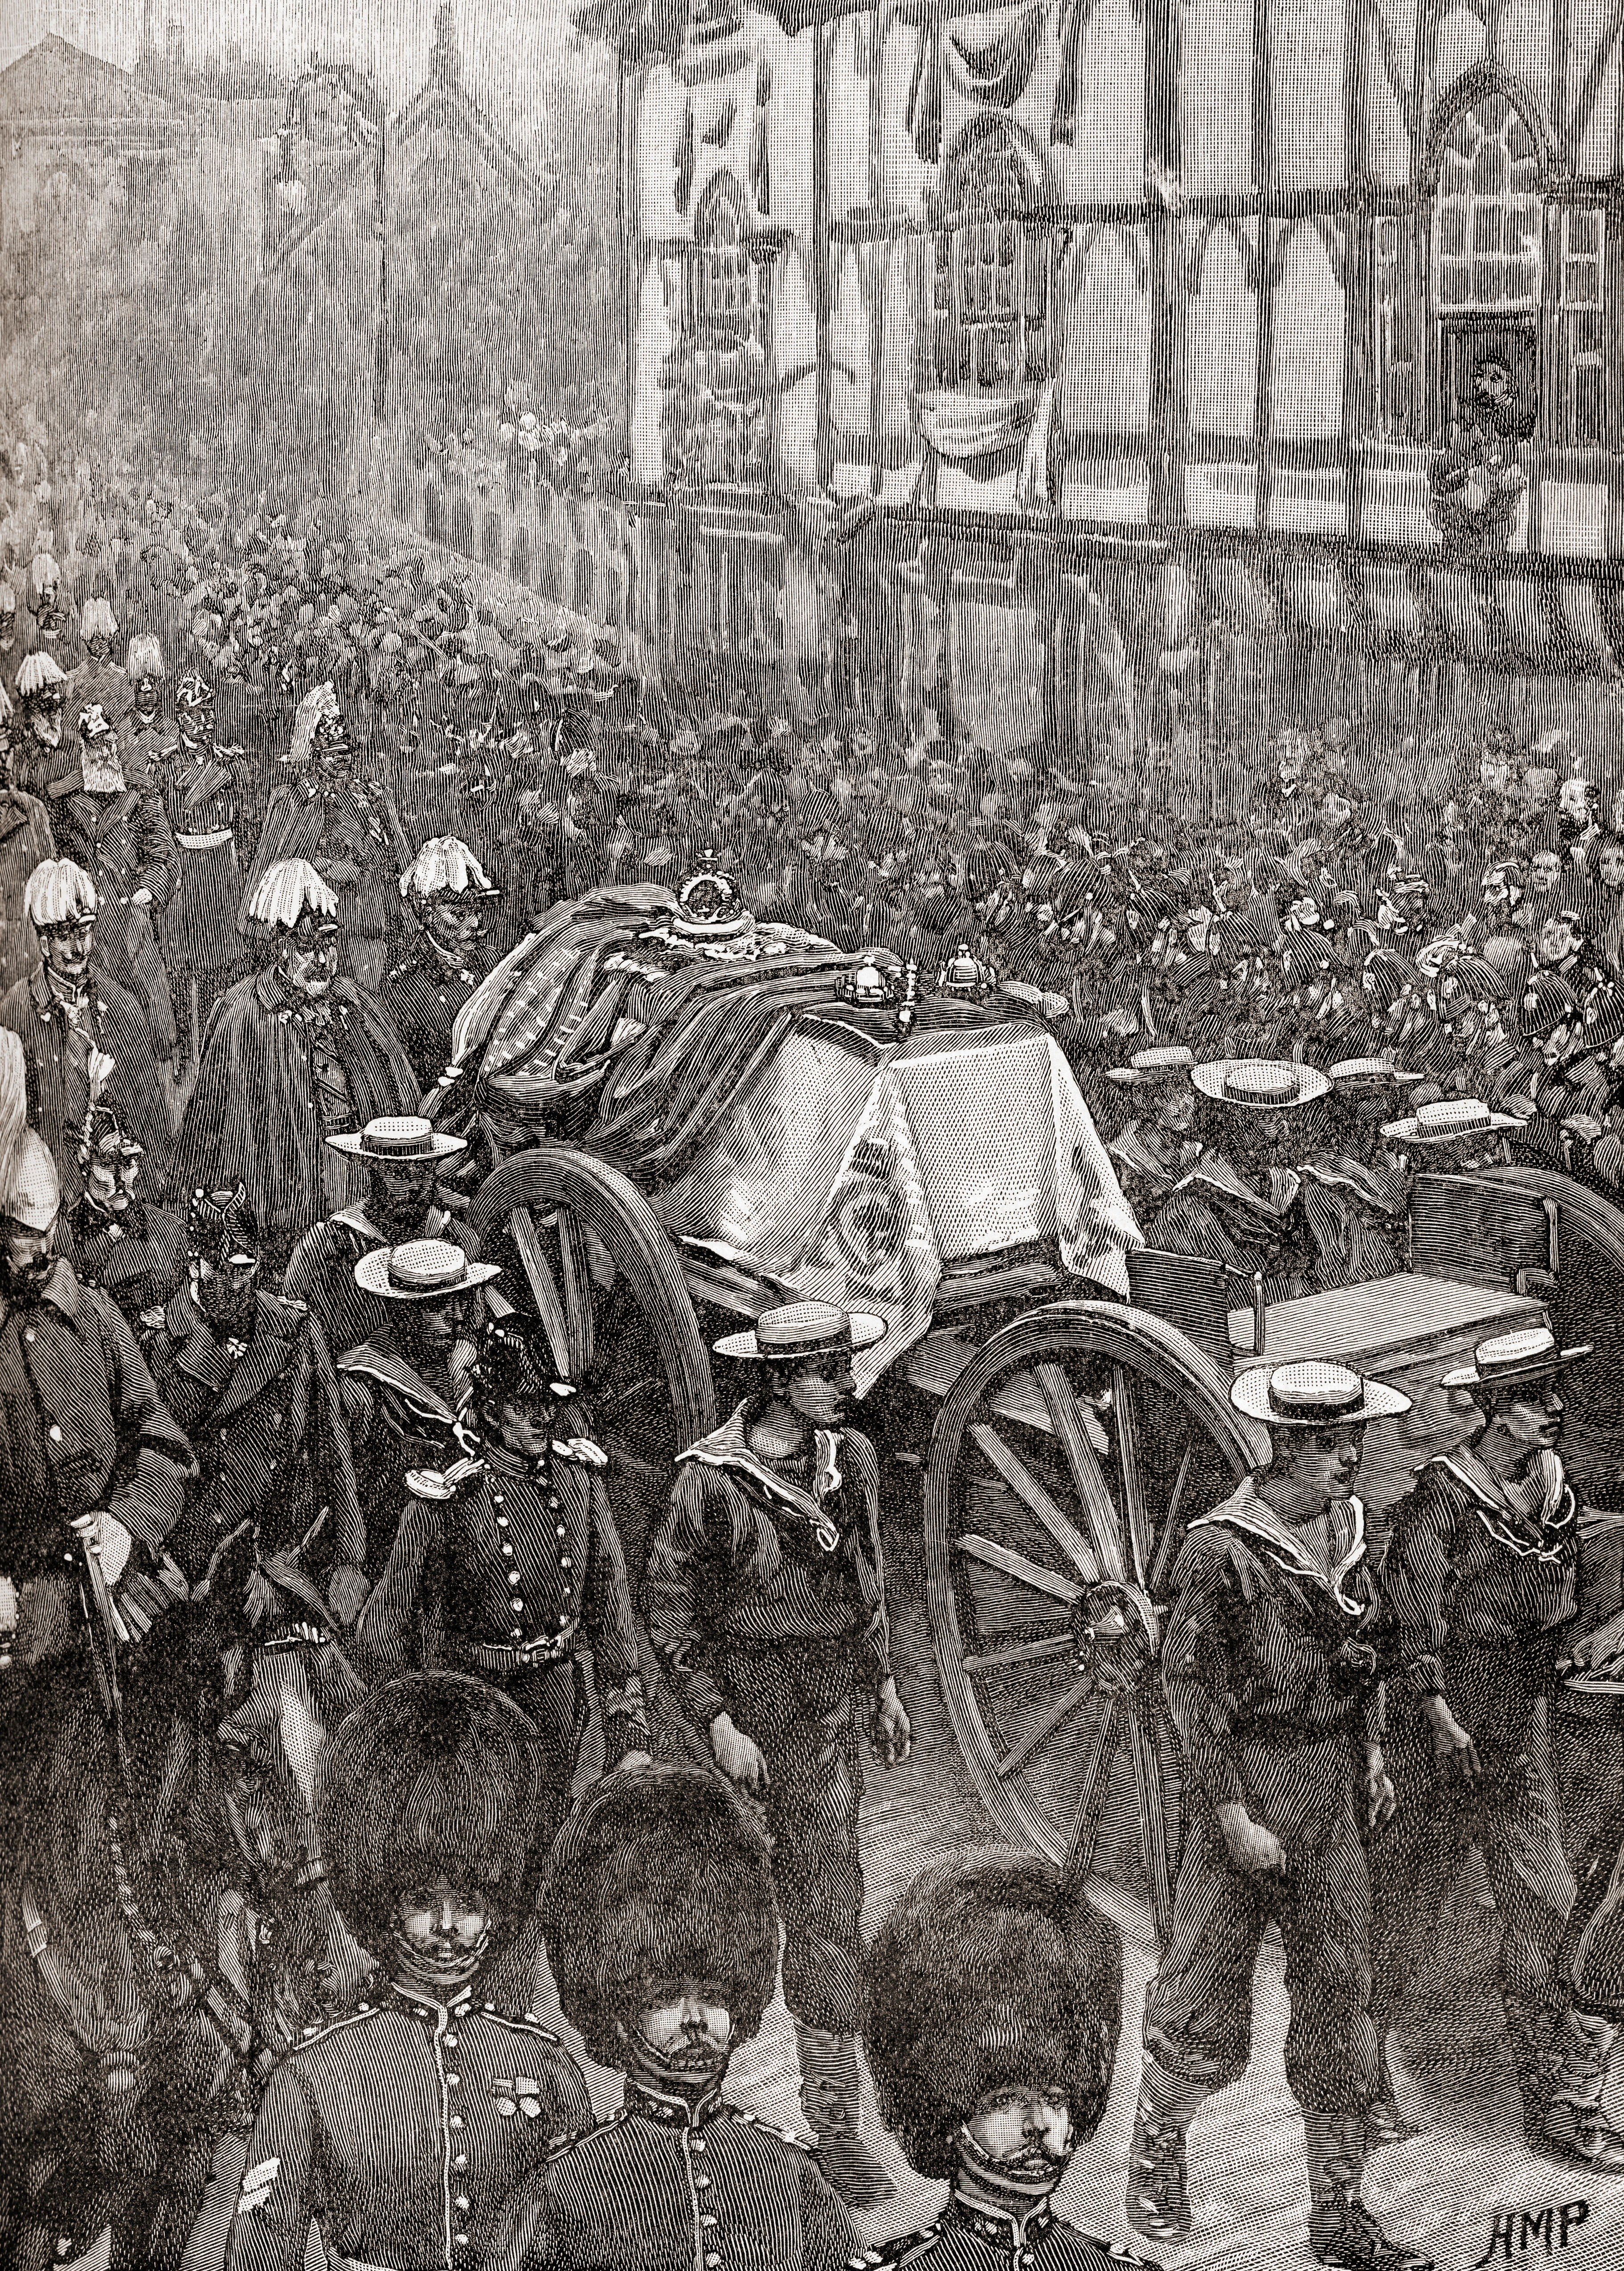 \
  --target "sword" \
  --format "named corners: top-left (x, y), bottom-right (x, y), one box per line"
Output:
top-left (75, 1518), bottom-right (132, 1786)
